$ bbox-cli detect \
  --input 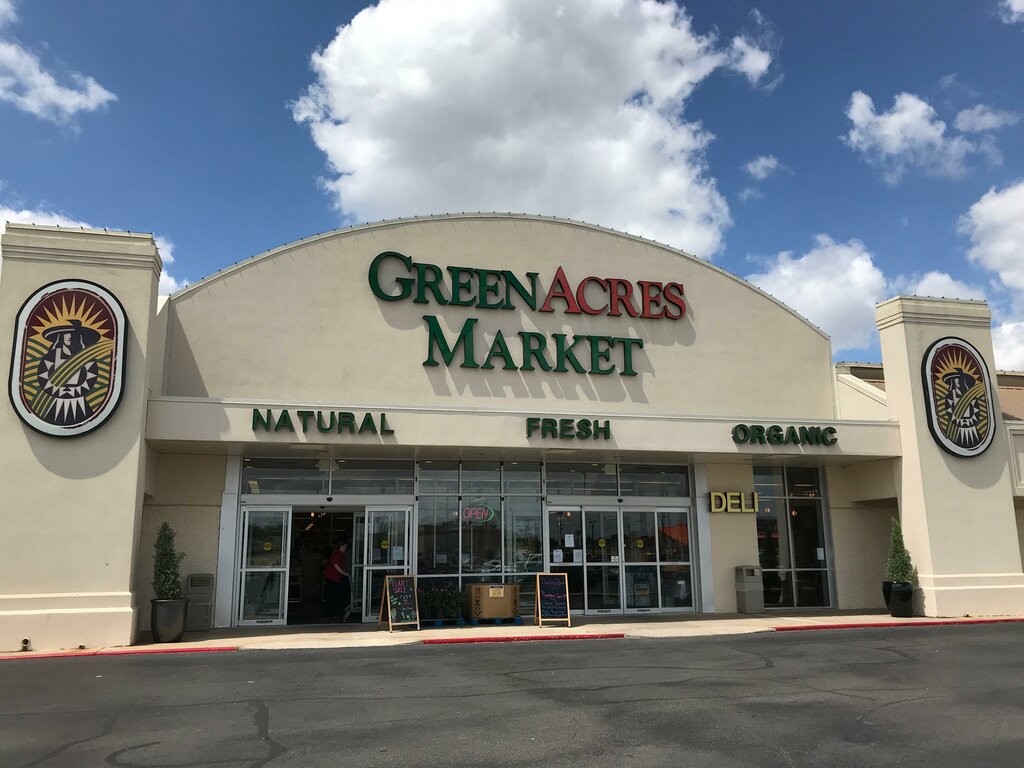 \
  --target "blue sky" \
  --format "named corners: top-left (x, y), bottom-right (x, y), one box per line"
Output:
top-left (1, 0), bottom-right (1023, 366)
